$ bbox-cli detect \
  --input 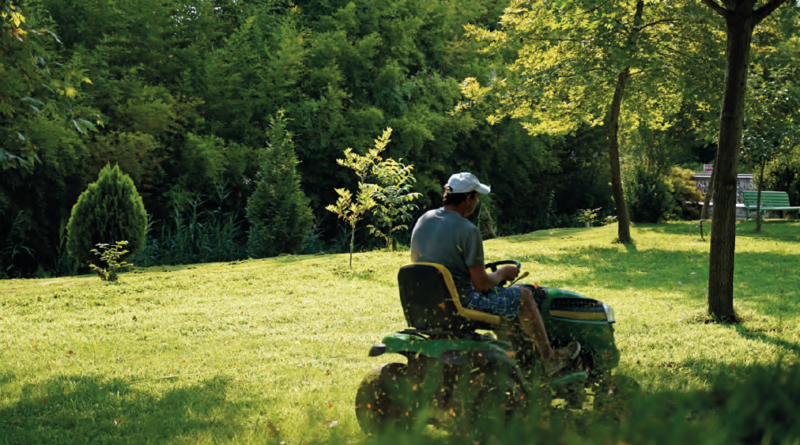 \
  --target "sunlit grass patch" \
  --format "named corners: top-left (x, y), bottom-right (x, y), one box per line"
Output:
top-left (1, 221), bottom-right (799, 443)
